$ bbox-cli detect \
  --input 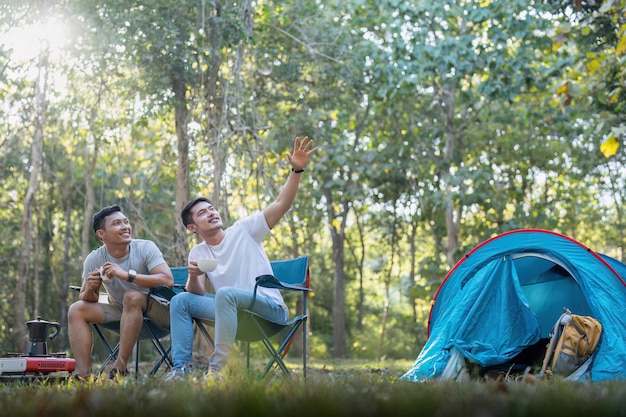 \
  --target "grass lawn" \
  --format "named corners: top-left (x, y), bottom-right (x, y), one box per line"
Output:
top-left (1, 358), bottom-right (625, 417)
